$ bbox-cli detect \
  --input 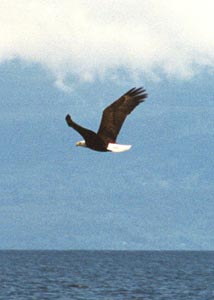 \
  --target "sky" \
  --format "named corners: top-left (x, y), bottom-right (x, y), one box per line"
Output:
top-left (1, 0), bottom-right (214, 250)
